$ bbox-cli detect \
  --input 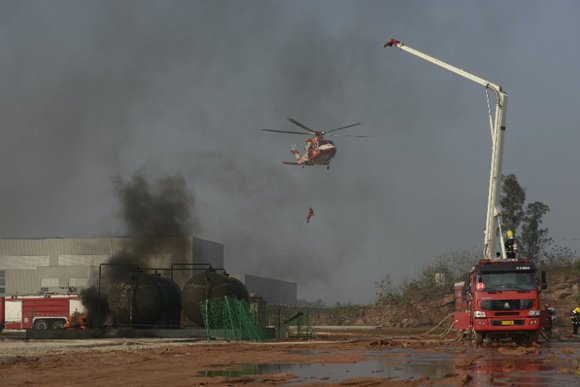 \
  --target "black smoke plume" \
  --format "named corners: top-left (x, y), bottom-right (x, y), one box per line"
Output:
top-left (82, 173), bottom-right (197, 327)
